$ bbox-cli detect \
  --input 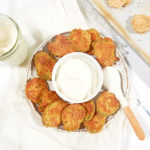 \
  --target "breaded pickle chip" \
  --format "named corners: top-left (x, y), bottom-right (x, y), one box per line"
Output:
top-left (62, 104), bottom-right (86, 131)
top-left (81, 100), bottom-right (95, 121)
top-left (84, 114), bottom-right (106, 133)
top-left (107, 0), bottom-right (132, 8)
top-left (42, 100), bottom-right (68, 127)
top-left (86, 28), bottom-right (100, 54)
top-left (48, 35), bottom-right (75, 57)
top-left (131, 14), bottom-right (150, 34)
top-left (93, 37), bottom-right (118, 67)
top-left (38, 91), bottom-right (60, 112)
top-left (96, 91), bottom-right (120, 116)
top-left (25, 78), bottom-right (48, 104)
top-left (107, 0), bottom-right (126, 8)
top-left (34, 51), bottom-right (56, 80)
top-left (87, 28), bottom-right (100, 42)
top-left (69, 29), bottom-right (91, 52)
